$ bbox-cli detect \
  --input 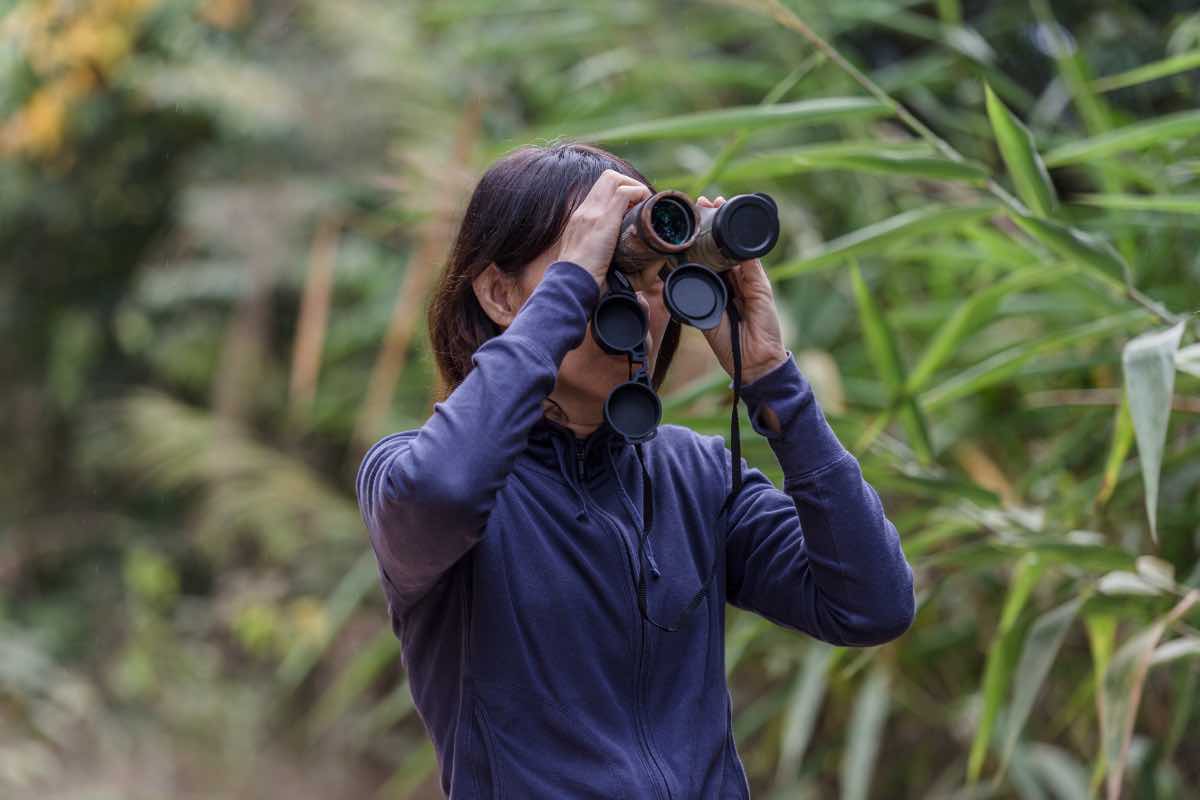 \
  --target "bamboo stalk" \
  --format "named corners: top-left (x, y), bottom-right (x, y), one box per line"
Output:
top-left (352, 92), bottom-right (484, 452)
top-left (288, 215), bottom-right (342, 428)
